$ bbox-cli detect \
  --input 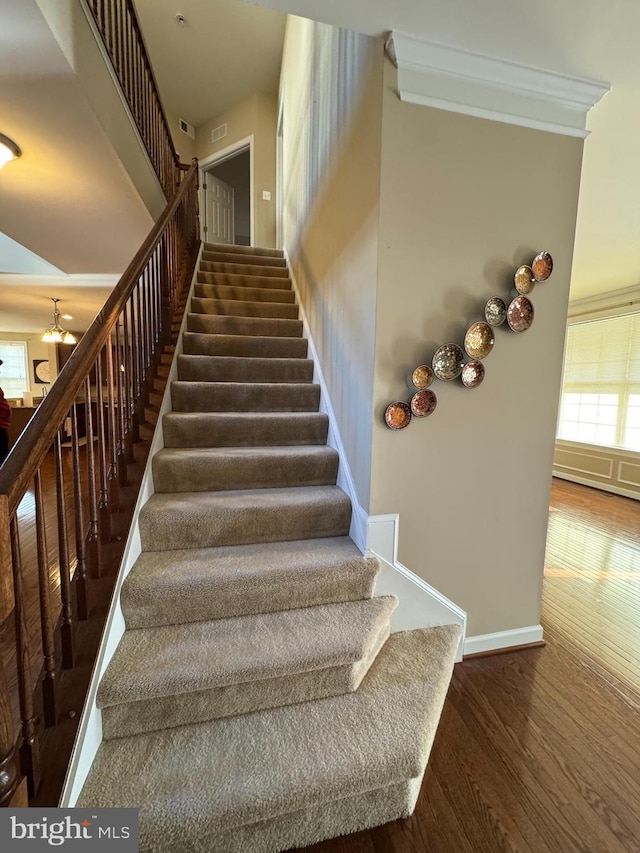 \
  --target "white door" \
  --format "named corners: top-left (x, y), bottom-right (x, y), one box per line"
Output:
top-left (206, 174), bottom-right (235, 244)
